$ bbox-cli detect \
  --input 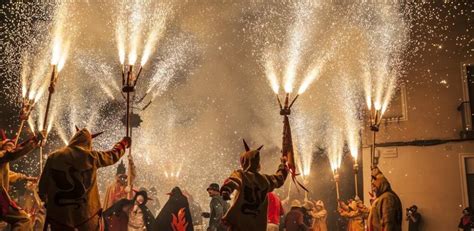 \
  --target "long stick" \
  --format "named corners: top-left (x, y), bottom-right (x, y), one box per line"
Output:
top-left (127, 100), bottom-right (134, 199)
top-left (14, 120), bottom-right (26, 146)
top-left (371, 130), bottom-right (377, 168)
top-left (287, 180), bottom-right (292, 199)
top-left (335, 180), bottom-right (340, 201)
top-left (354, 170), bottom-right (359, 197)
top-left (43, 65), bottom-right (56, 131)
top-left (39, 147), bottom-right (43, 175)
